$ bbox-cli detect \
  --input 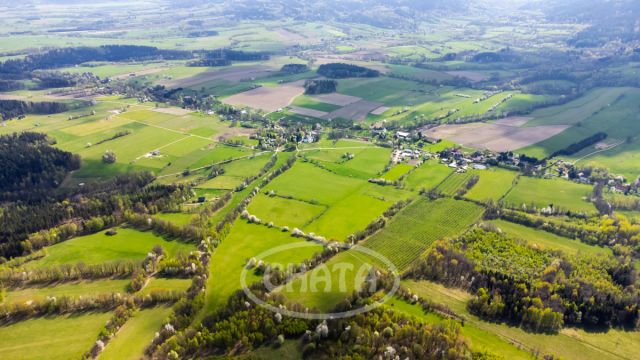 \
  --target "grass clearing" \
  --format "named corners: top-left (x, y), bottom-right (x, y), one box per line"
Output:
top-left (264, 162), bottom-right (364, 205)
top-left (25, 227), bottom-right (195, 269)
top-left (465, 168), bottom-right (518, 202)
top-left (304, 193), bottom-right (391, 241)
top-left (247, 194), bottom-right (327, 228)
top-left (153, 212), bottom-right (196, 226)
top-left (402, 160), bottom-right (453, 191)
top-left (204, 221), bottom-right (323, 313)
top-left (291, 95), bottom-right (341, 112)
top-left (0, 312), bottom-right (112, 360)
top-left (99, 306), bottom-right (172, 360)
top-left (139, 278), bottom-right (193, 295)
top-left (504, 177), bottom-right (595, 213)
top-left (381, 163), bottom-right (414, 181)
top-left (280, 250), bottom-right (370, 312)
top-left (487, 220), bottom-right (612, 256)
top-left (4, 280), bottom-right (130, 305)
